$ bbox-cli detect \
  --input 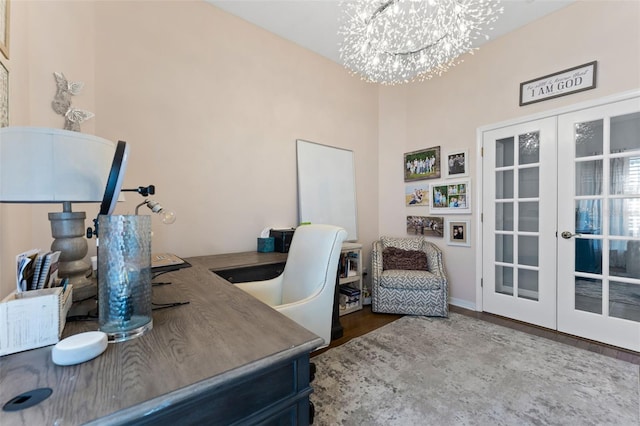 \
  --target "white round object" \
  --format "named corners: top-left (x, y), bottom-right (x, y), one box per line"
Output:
top-left (52, 331), bottom-right (108, 366)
